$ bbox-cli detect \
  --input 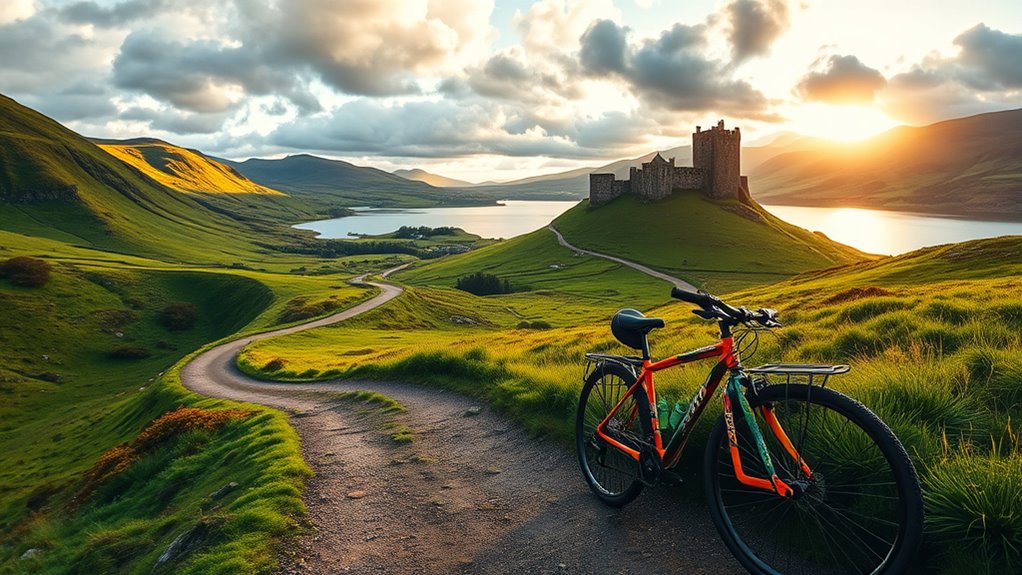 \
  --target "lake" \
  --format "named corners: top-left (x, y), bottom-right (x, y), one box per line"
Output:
top-left (762, 205), bottom-right (1022, 255)
top-left (294, 200), bottom-right (1022, 256)
top-left (293, 200), bottom-right (579, 240)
